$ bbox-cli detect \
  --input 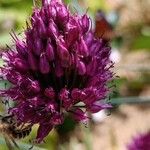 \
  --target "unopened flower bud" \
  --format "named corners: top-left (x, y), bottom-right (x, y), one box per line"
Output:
top-left (44, 87), bottom-right (55, 99)
top-left (77, 60), bottom-right (86, 75)
top-left (78, 37), bottom-right (89, 57)
top-left (46, 42), bottom-right (55, 61)
top-left (39, 53), bottom-right (50, 74)
top-left (79, 15), bottom-right (90, 33)
top-left (28, 81), bottom-right (40, 93)
top-left (56, 4), bottom-right (69, 24)
top-left (47, 19), bottom-right (59, 38)
top-left (28, 51), bottom-right (38, 71)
